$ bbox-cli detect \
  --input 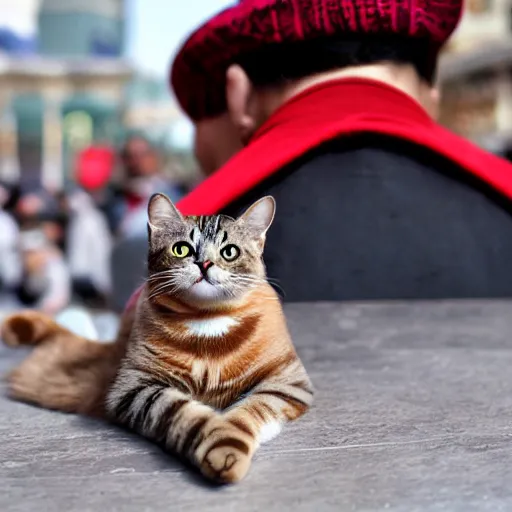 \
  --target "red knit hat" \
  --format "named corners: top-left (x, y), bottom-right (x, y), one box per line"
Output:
top-left (171, 0), bottom-right (463, 121)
